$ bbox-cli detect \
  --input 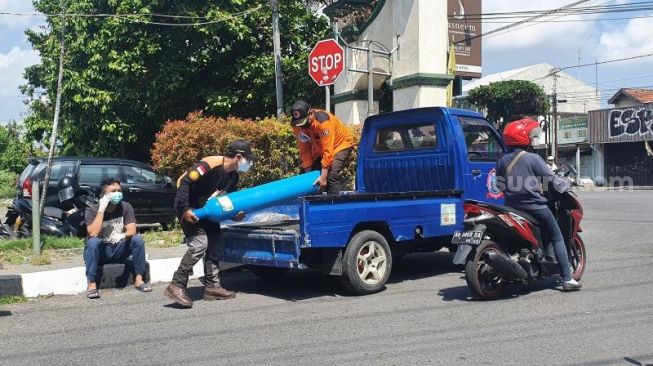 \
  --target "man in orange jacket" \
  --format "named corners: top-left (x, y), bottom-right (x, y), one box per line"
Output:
top-left (290, 100), bottom-right (355, 194)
